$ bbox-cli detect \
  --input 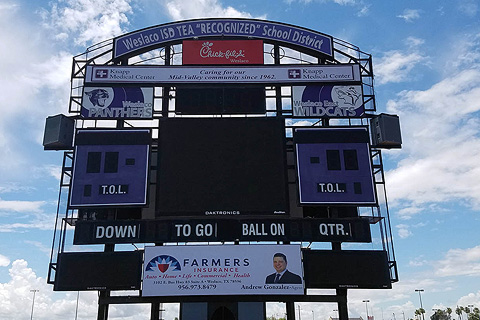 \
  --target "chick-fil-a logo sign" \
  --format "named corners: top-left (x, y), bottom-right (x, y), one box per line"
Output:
top-left (183, 40), bottom-right (264, 65)
top-left (200, 42), bottom-right (246, 59)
